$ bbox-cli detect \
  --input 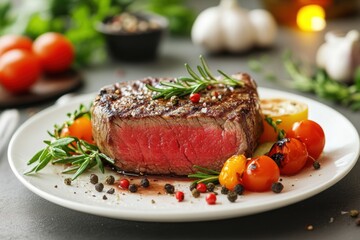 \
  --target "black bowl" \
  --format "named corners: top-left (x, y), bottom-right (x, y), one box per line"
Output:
top-left (96, 12), bottom-right (168, 62)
